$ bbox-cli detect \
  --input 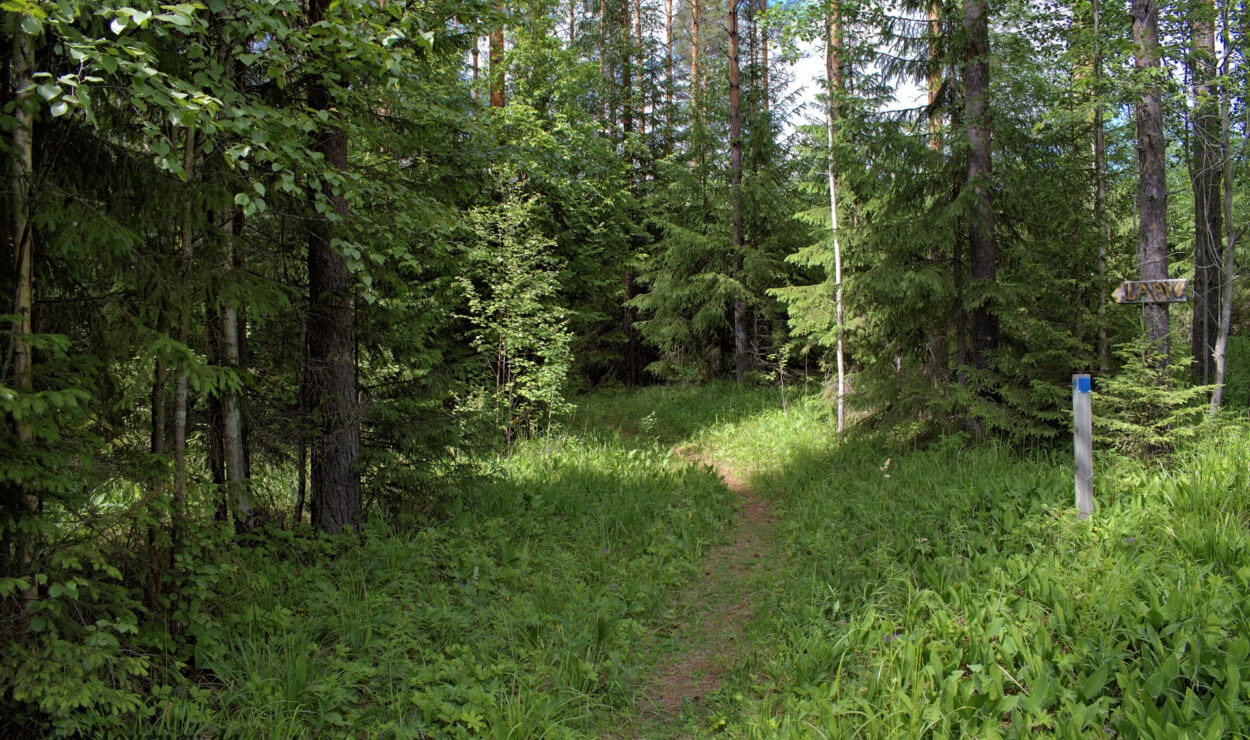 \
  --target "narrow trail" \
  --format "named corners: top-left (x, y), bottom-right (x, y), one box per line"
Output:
top-left (625, 448), bottom-right (780, 735)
